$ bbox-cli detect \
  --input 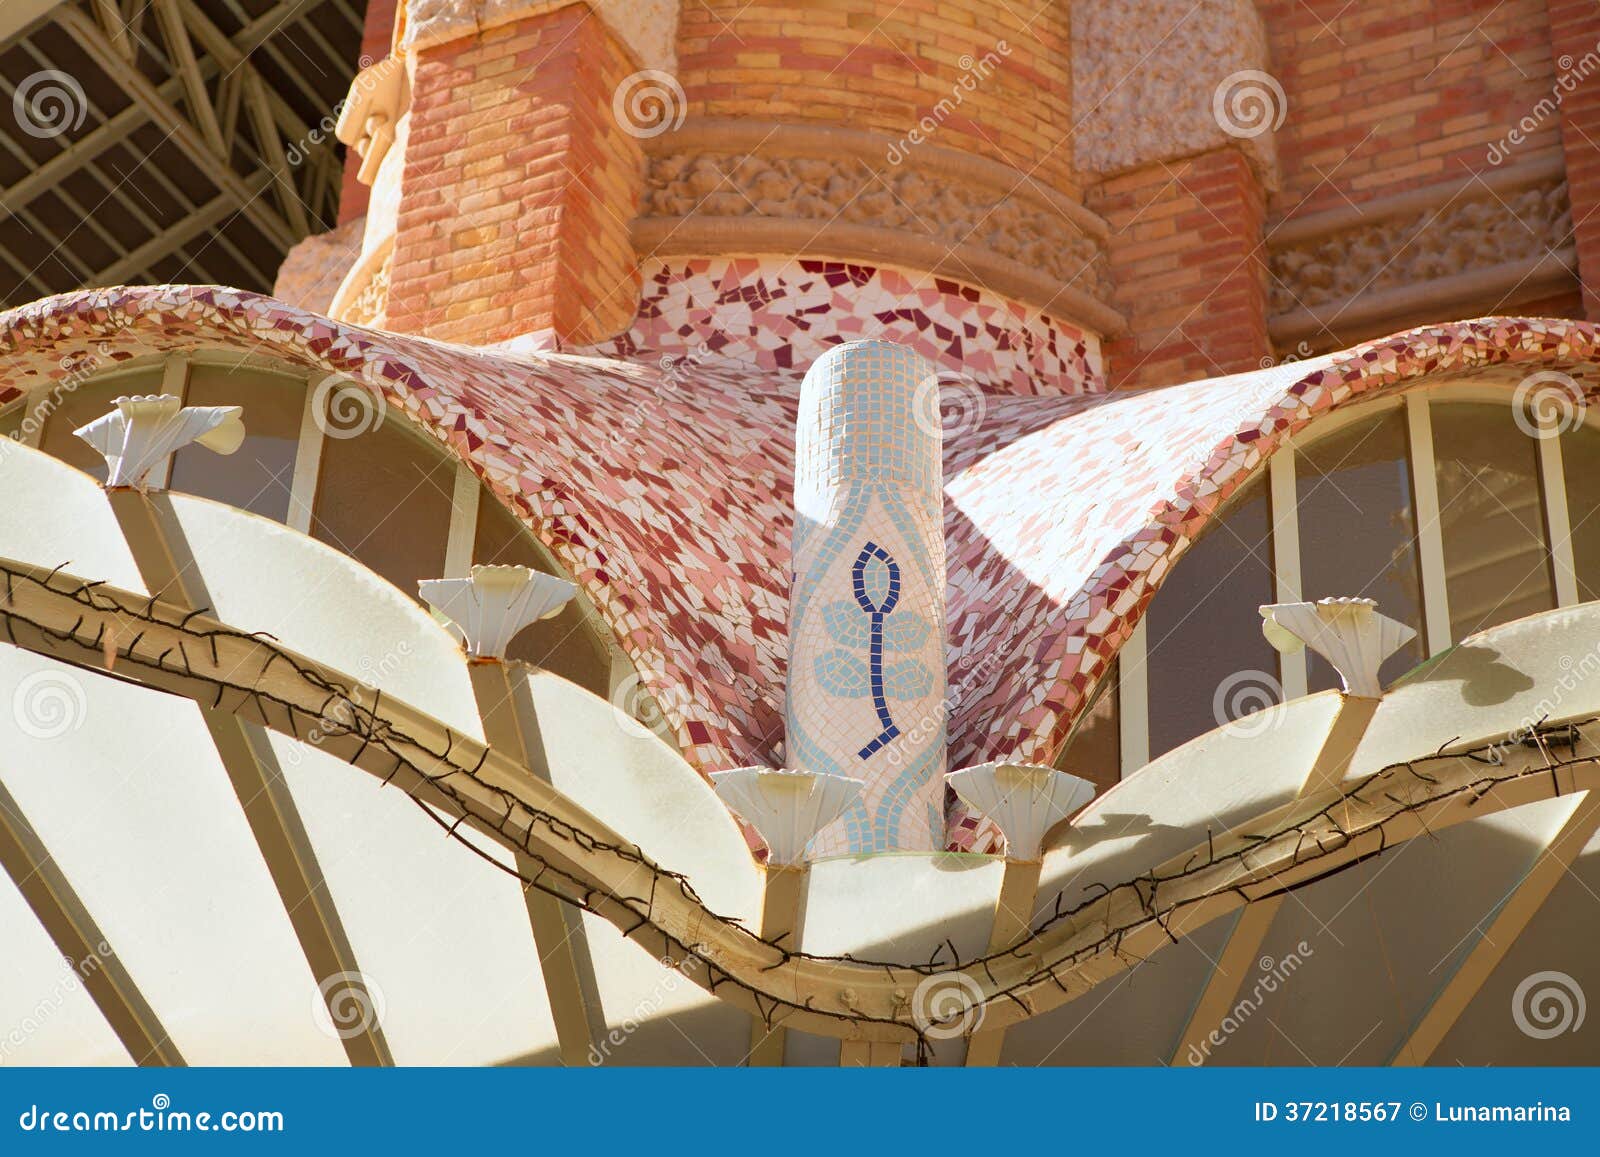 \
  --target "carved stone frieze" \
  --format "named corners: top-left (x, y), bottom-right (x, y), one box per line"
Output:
top-left (1269, 176), bottom-right (1572, 314)
top-left (641, 147), bottom-right (1111, 301)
